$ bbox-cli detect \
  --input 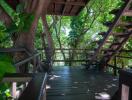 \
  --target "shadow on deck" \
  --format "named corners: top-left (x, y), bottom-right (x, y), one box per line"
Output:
top-left (47, 66), bottom-right (118, 100)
